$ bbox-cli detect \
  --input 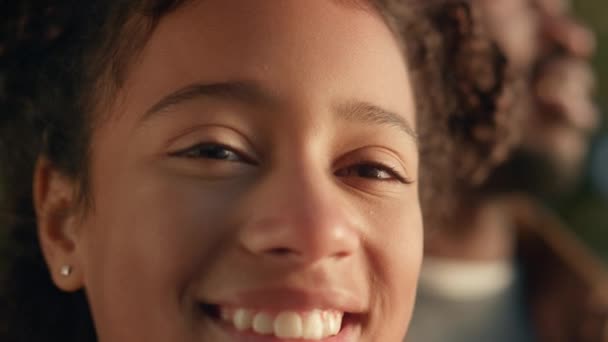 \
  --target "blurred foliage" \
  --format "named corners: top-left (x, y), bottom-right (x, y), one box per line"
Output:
top-left (558, 1), bottom-right (608, 260)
